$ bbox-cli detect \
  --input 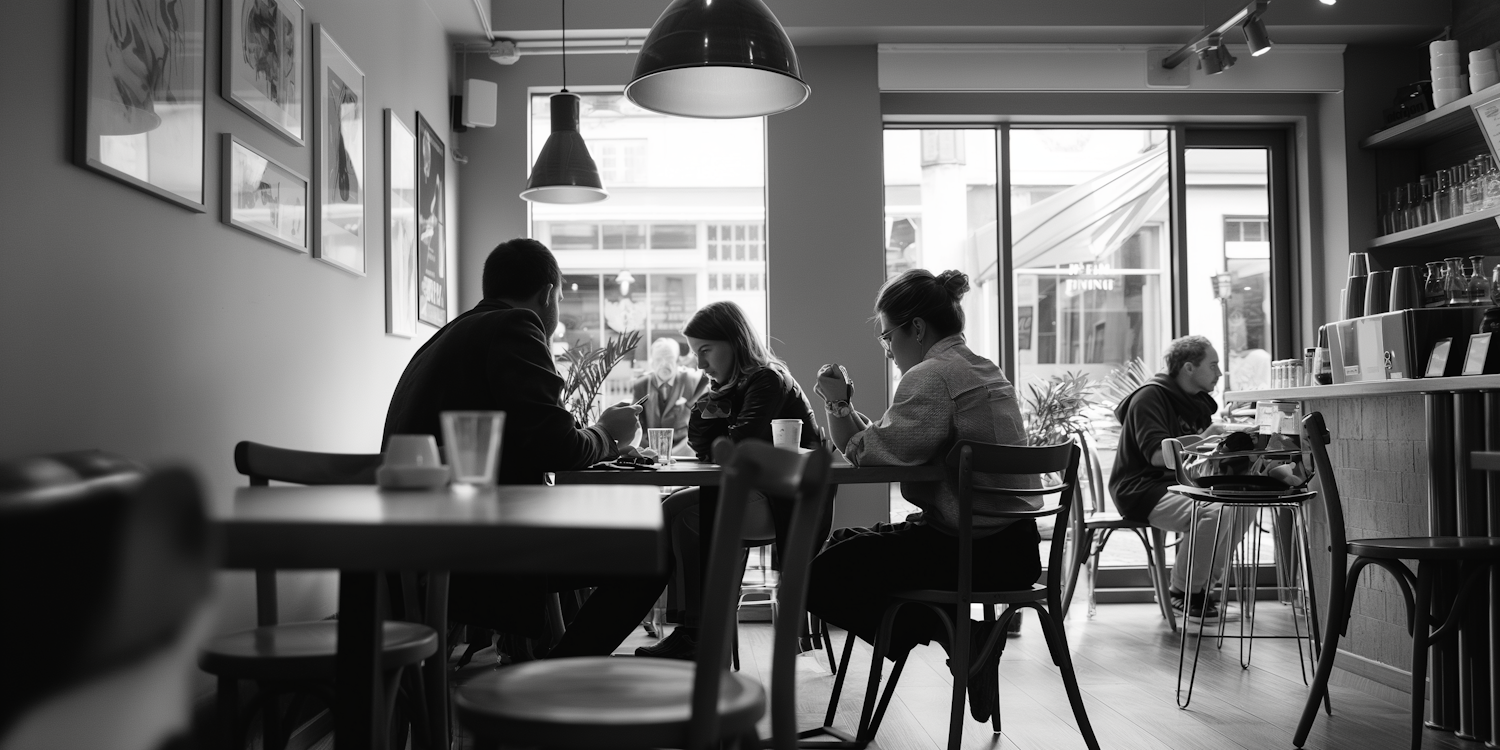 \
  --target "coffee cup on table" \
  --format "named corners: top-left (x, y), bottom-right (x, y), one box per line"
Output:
top-left (385, 434), bottom-right (441, 467)
top-left (771, 419), bottom-right (803, 451)
top-left (377, 434), bottom-right (449, 489)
